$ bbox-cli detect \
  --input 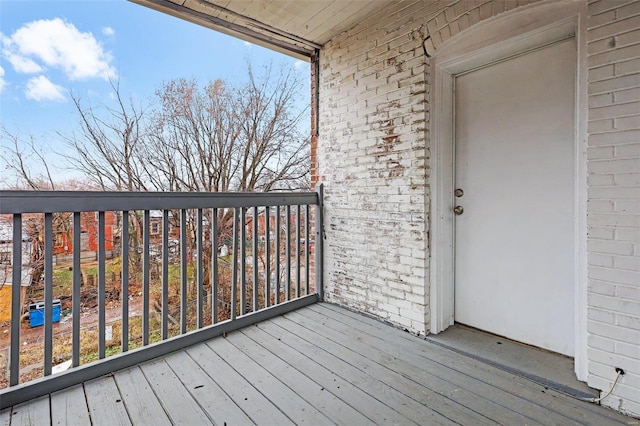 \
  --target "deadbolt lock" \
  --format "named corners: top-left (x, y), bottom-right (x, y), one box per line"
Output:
top-left (454, 206), bottom-right (464, 215)
top-left (454, 188), bottom-right (464, 197)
